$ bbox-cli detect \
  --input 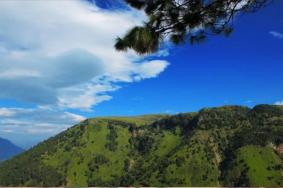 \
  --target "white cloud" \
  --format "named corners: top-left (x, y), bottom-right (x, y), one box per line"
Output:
top-left (234, 0), bottom-right (249, 10)
top-left (269, 31), bottom-right (283, 39)
top-left (0, 107), bottom-right (86, 148)
top-left (65, 112), bottom-right (86, 122)
top-left (133, 60), bottom-right (169, 80)
top-left (153, 49), bottom-right (170, 57)
top-left (0, 0), bottom-right (170, 147)
top-left (0, 108), bottom-right (17, 117)
top-left (274, 101), bottom-right (283, 105)
top-left (0, 69), bottom-right (41, 79)
top-left (0, 0), bottom-right (169, 110)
